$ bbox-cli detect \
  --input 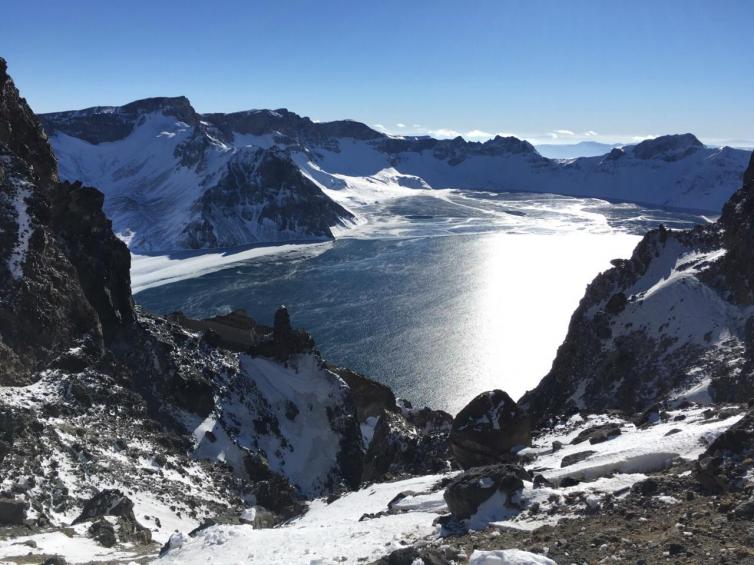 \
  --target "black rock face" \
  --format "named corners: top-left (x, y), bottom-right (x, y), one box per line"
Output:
top-left (181, 147), bottom-right (354, 249)
top-left (449, 390), bottom-right (530, 469)
top-left (0, 58), bottom-right (133, 385)
top-left (0, 59), bottom-right (57, 186)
